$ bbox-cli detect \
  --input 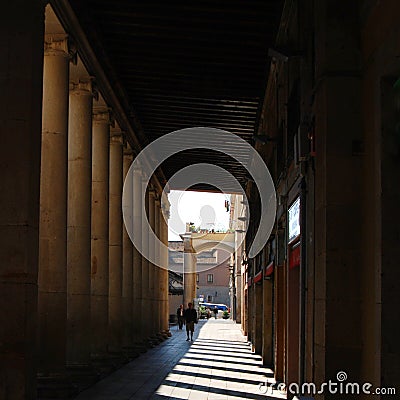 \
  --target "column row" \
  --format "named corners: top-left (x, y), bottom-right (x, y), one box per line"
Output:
top-left (37, 30), bottom-right (170, 395)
